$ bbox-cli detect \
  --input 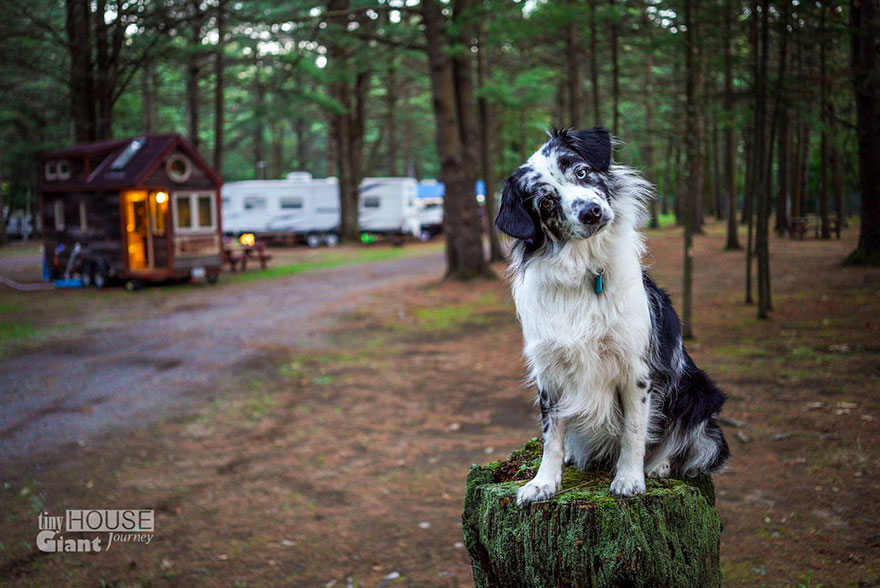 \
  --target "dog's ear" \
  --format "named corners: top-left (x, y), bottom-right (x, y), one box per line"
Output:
top-left (569, 127), bottom-right (612, 172)
top-left (495, 177), bottom-right (536, 241)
